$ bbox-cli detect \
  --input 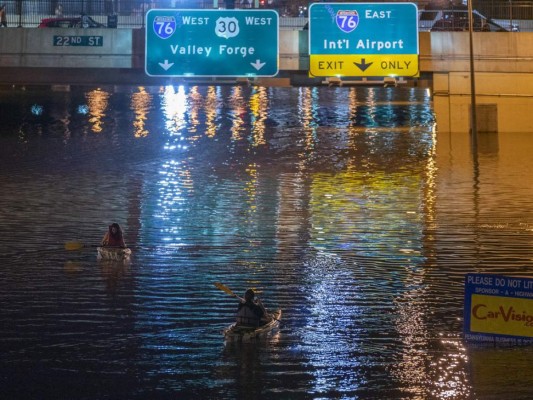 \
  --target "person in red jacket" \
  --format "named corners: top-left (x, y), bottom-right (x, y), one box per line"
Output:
top-left (101, 223), bottom-right (126, 248)
top-left (0, 4), bottom-right (7, 28)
